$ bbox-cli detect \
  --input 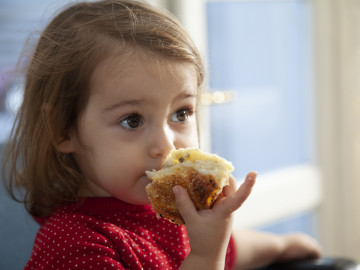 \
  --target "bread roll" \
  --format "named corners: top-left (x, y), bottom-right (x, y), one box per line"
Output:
top-left (145, 148), bottom-right (234, 225)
